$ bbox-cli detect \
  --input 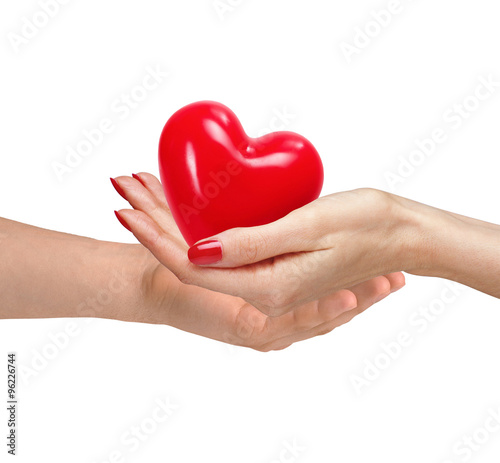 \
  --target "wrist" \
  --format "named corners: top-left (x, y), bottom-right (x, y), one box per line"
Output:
top-left (388, 193), bottom-right (455, 278)
top-left (94, 242), bottom-right (153, 322)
